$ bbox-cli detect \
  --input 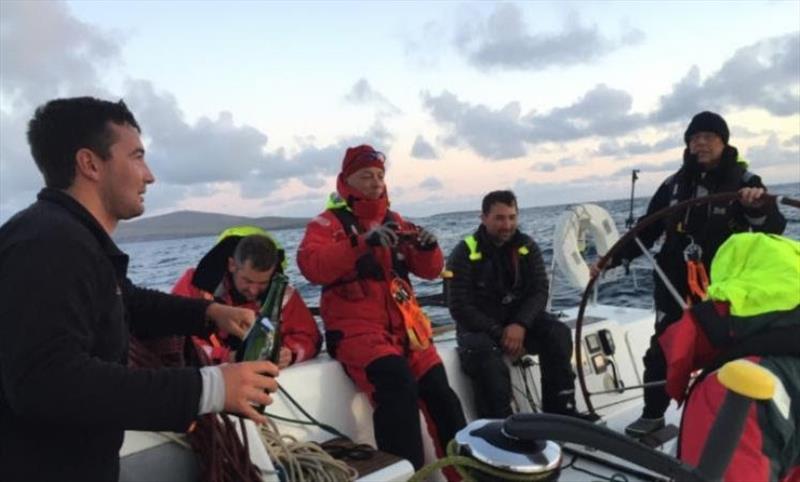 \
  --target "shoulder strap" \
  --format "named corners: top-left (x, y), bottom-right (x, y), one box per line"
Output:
top-left (325, 207), bottom-right (409, 284)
